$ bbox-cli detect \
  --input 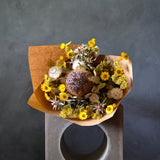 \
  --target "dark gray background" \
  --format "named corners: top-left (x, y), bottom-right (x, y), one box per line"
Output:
top-left (0, 0), bottom-right (160, 160)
